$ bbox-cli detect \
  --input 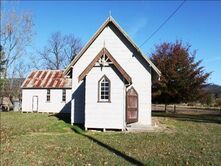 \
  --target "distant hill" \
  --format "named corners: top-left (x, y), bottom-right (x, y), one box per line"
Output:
top-left (203, 84), bottom-right (221, 97)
